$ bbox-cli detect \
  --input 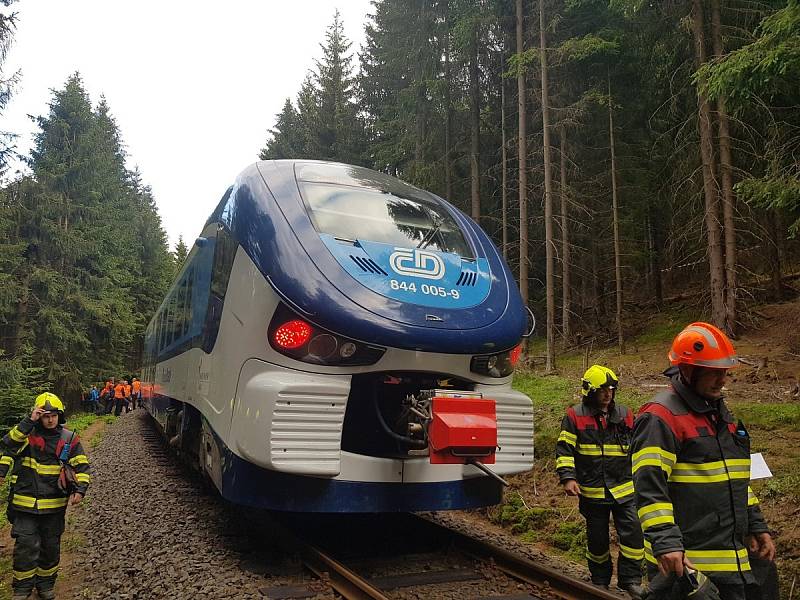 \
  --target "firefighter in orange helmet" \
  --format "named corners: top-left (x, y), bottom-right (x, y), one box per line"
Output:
top-left (631, 323), bottom-right (775, 600)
